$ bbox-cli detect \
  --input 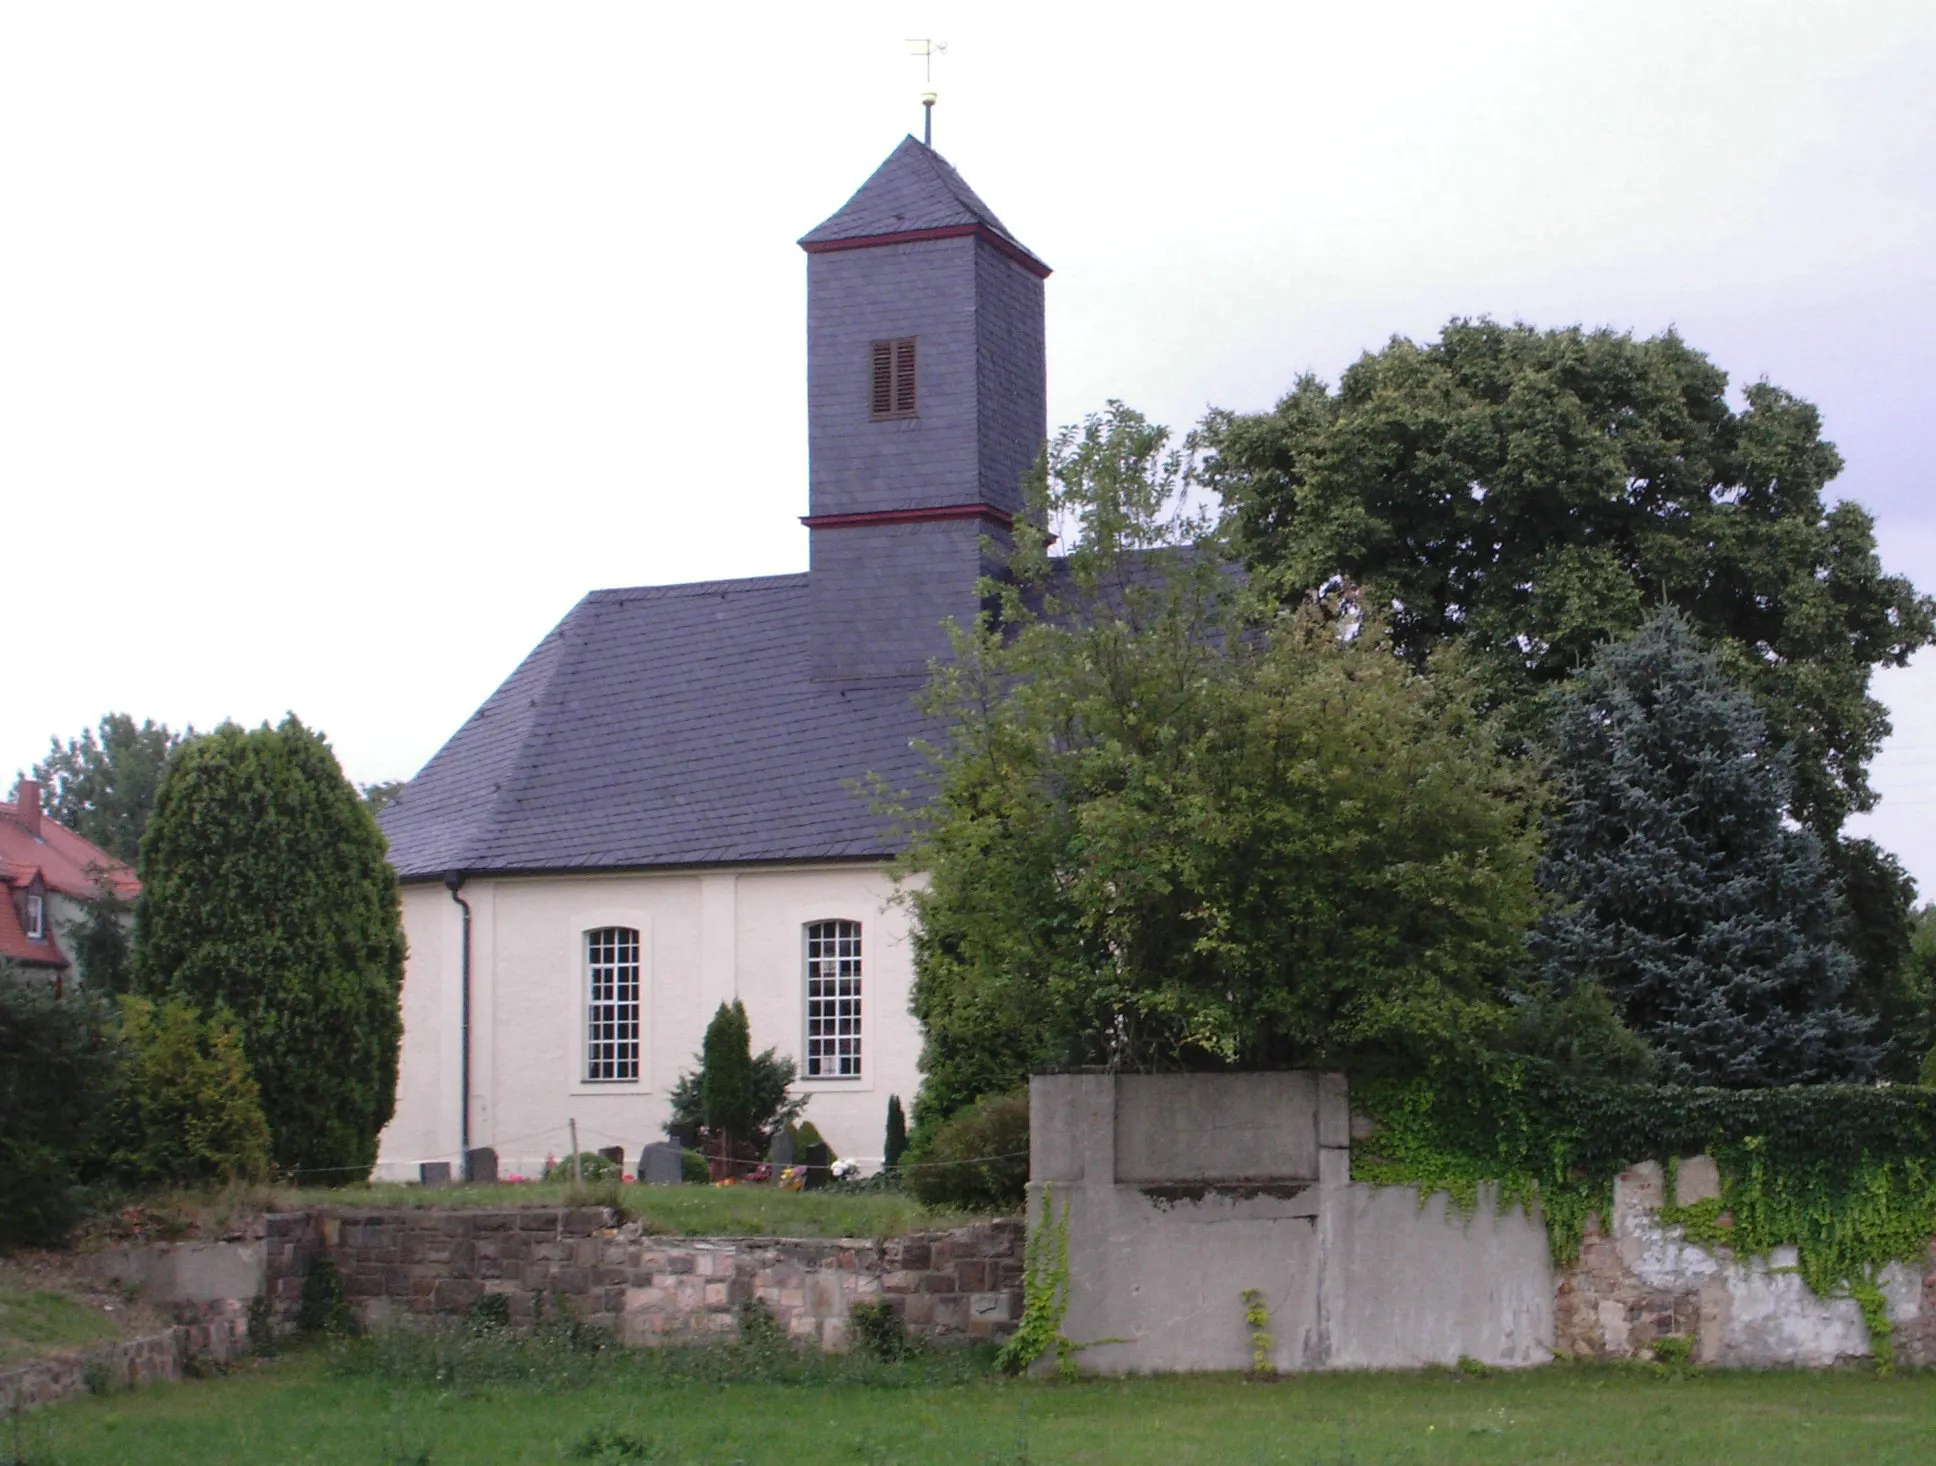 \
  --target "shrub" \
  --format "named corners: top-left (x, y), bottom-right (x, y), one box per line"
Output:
top-left (666, 1038), bottom-right (807, 1157)
top-left (904, 1087), bottom-right (1028, 1212)
top-left (849, 1299), bottom-right (913, 1360)
top-left (468, 1292), bottom-right (512, 1334)
top-left (883, 1095), bottom-right (908, 1171)
top-left (679, 1149), bottom-right (710, 1185)
top-left (103, 995), bottom-right (272, 1189)
top-left (297, 1255), bottom-right (358, 1336)
top-left (0, 971), bottom-right (117, 1248)
top-left (542, 1151), bottom-right (620, 1184)
top-left (790, 1120), bottom-right (836, 1163)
